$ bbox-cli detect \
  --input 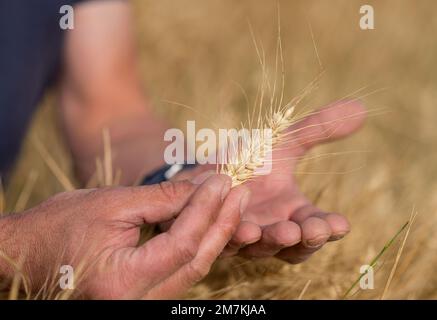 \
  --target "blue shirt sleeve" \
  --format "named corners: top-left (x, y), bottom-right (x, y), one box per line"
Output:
top-left (0, 0), bottom-right (86, 179)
